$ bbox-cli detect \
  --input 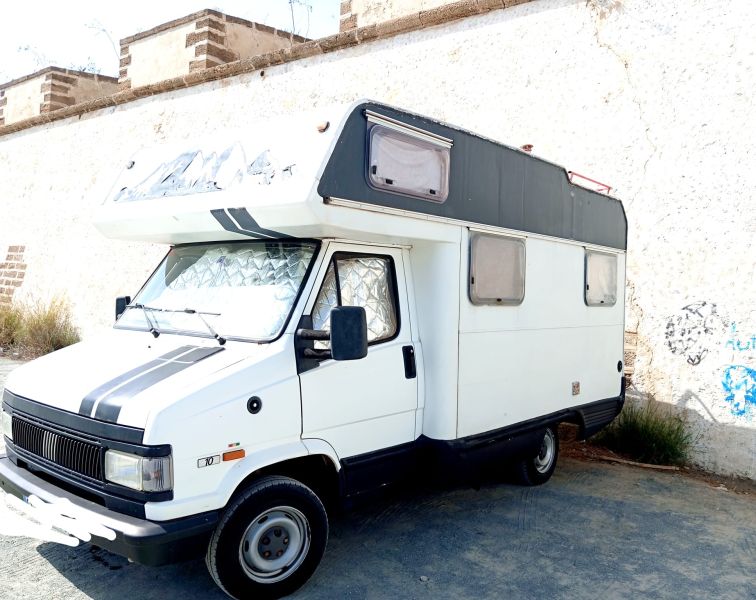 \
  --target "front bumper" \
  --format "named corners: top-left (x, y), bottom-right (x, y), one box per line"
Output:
top-left (0, 453), bottom-right (219, 566)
